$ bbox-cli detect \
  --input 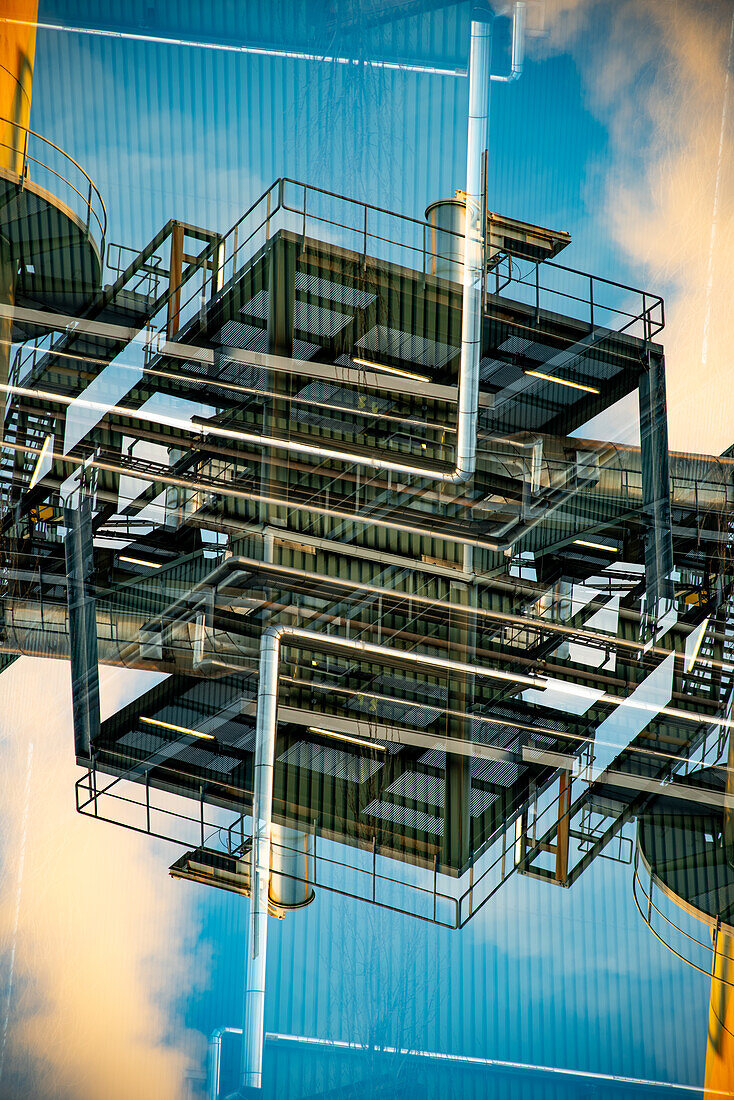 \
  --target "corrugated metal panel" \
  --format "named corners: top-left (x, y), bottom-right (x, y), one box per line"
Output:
top-left (118, 730), bottom-right (167, 754)
top-left (362, 799), bottom-right (443, 836)
top-left (385, 770), bottom-right (444, 807)
top-left (356, 324), bottom-right (457, 369)
top-left (173, 745), bottom-right (242, 774)
top-left (348, 696), bottom-right (442, 728)
top-left (279, 740), bottom-right (383, 782)
top-left (295, 301), bottom-right (353, 338)
top-left (295, 270), bottom-right (376, 308)
top-left (470, 787), bottom-right (498, 816)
